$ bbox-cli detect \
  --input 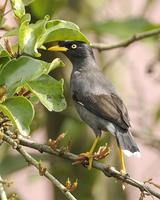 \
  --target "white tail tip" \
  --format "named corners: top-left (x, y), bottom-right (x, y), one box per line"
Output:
top-left (123, 150), bottom-right (141, 158)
